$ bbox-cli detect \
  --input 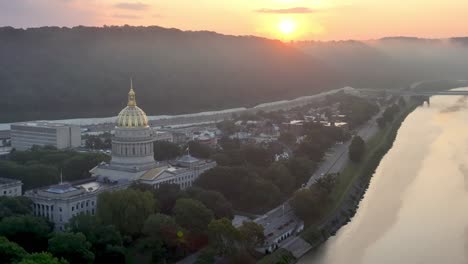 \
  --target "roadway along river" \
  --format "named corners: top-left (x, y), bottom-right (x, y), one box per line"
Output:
top-left (298, 89), bottom-right (468, 264)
